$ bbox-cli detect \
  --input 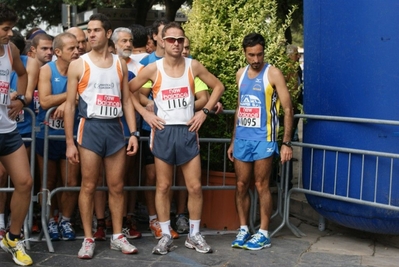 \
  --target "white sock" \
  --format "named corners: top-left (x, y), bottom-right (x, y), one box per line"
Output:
top-left (259, 229), bottom-right (269, 238)
top-left (112, 233), bottom-right (122, 240)
top-left (61, 216), bottom-right (70, 223)
top-left (159, 220), bottom-right (171, 237)
top-left (189, 219), bottom-right (200, 237)
top-left (149, 215), bottom-right (157, 222)
top-left (0, 214), bottom-right (5, 229)
top-left (240, 225), bottom-right (249, 232)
